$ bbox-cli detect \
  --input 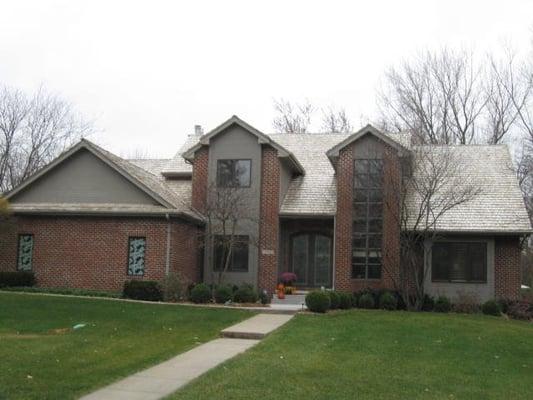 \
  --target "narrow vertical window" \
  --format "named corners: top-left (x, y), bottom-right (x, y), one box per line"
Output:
top-left (17, 234), bottom-right (34, 271)
top-left (352, 159), bottom-right (383, 279)
top-left (128, 237), bottom-right (146, 276)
